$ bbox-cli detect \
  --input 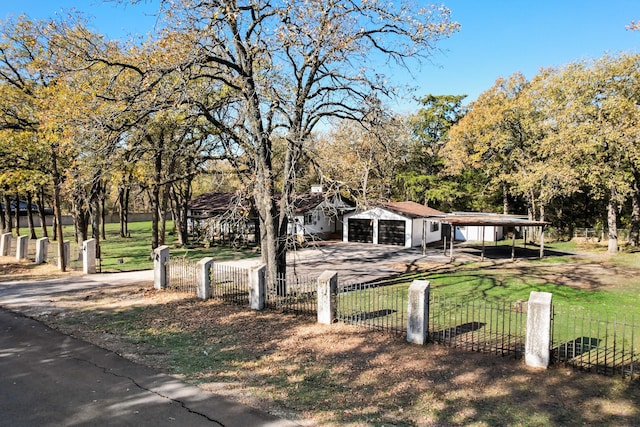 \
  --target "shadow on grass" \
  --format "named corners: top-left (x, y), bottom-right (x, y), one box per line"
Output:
top-left (33, 284), bottom-right (640, 427)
